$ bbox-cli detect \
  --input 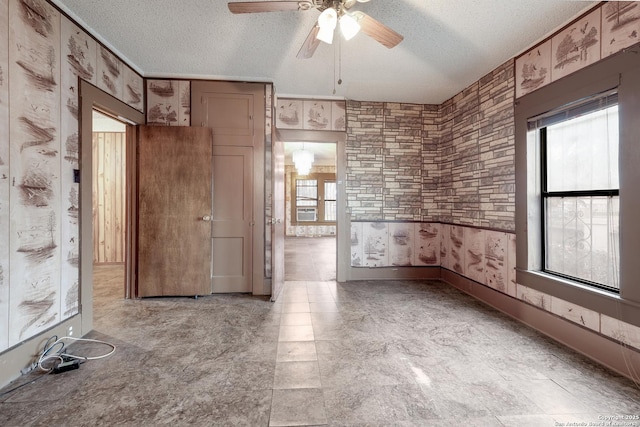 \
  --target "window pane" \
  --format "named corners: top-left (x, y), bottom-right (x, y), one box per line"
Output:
top-left (324, 201), bottom-right (336, 221)
top-left (545, 196), bottom-right (619, 290)
top-left (546, 105), bottom-right (618, 192)
top-left (324, 181), bottom-right (336, 201)
top-left (296, 179), bottom-right (317, 207)
top-left (323, 181), bottom-right (336, 221)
